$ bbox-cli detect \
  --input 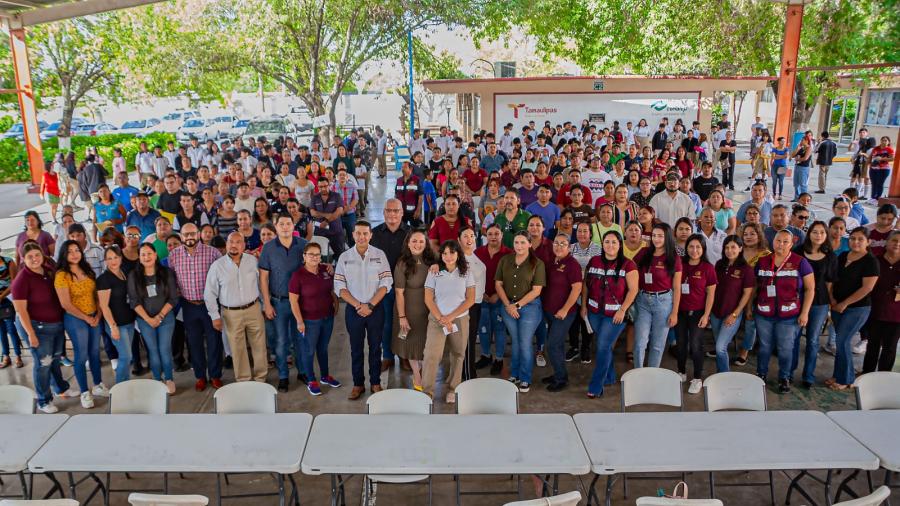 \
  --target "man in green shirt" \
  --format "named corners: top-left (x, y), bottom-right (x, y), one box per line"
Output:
top-left (493, 192), bottom-right (532, 248)
top-left (608, 143), bottom-right (625, 168)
